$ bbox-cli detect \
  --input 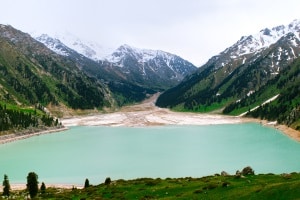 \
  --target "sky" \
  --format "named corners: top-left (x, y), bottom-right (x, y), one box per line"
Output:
top-left (0, 0), bottom-right (299, 66)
